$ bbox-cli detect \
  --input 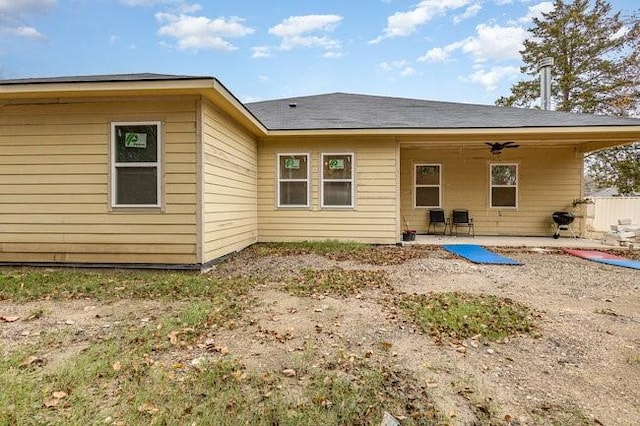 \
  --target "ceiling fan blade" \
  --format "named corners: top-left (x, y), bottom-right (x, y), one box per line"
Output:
top-left (505, 144), bottom-right (520, 148)
top-left (485, 142), bottom-right (495, 147)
